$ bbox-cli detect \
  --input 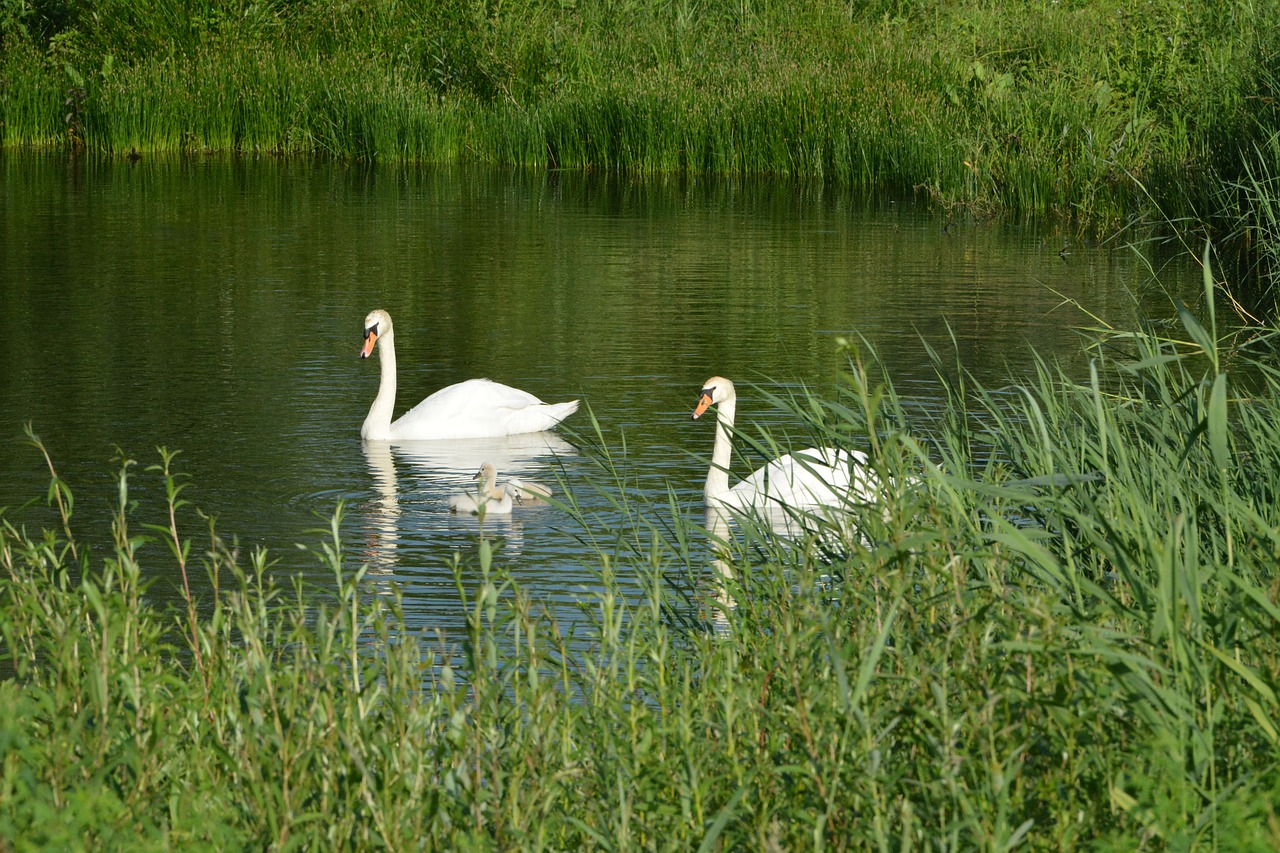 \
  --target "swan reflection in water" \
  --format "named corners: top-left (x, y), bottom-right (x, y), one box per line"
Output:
top-left (698, 487), bottom-right (914, 636)
top-left (360, 431), bottom-right (576, 571)
top-left (702, 506), bottom-right (738, 635)
top-left (362, 440), bottom-right (402, 574)
top-left (699, 504), bottom-right (858, 639)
